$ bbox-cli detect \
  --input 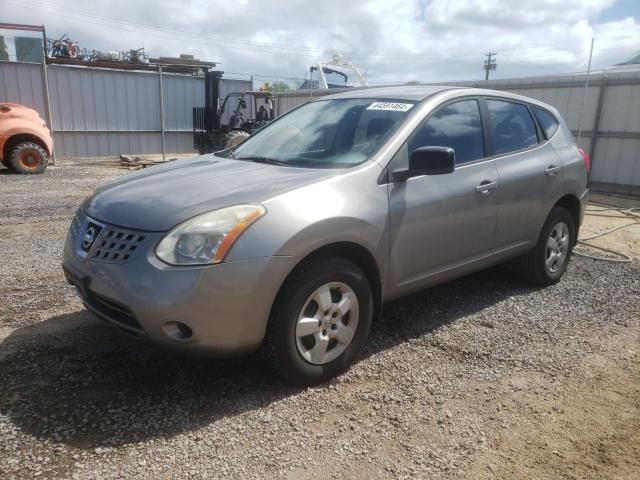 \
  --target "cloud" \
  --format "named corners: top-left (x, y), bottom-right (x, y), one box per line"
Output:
top-left (3, 0), bottom-right (639, 85)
